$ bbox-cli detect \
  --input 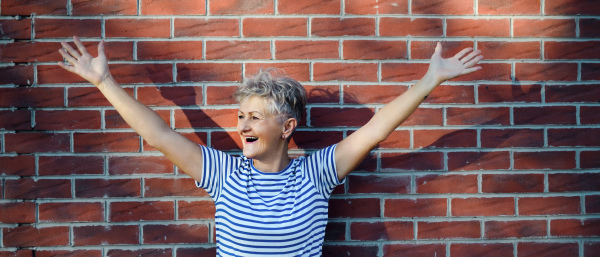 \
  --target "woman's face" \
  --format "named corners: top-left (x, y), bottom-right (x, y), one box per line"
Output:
top-left (237, 96), bottom-right (285, 160)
